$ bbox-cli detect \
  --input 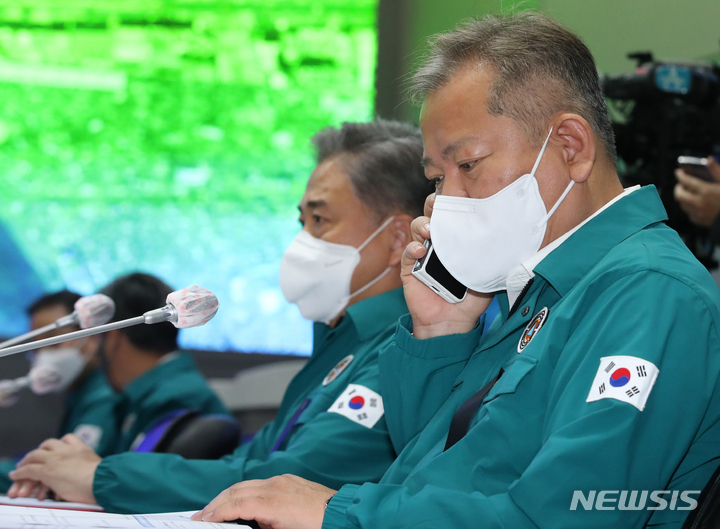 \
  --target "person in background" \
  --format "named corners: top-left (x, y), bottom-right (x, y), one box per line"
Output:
top-left (8, 120), bottom-right (440, 513)
top-left (0, 290), bottom-right (119, 492)
top-left (674, 154), bottom-right (720, 242)
top-left (94, 272), bottom-right (231, 453)
top-left (9, 272), bottom-right (231, 499)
